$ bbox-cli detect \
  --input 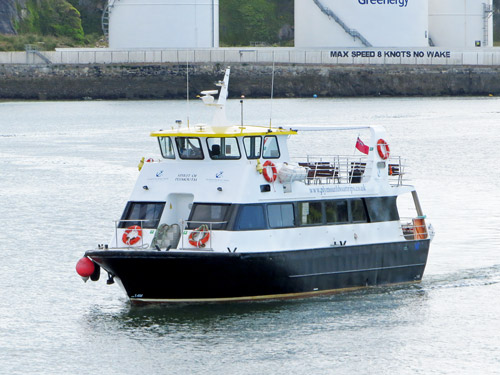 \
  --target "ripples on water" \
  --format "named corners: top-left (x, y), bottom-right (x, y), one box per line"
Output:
top-left (1, 98), bottom-right (500, 374)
